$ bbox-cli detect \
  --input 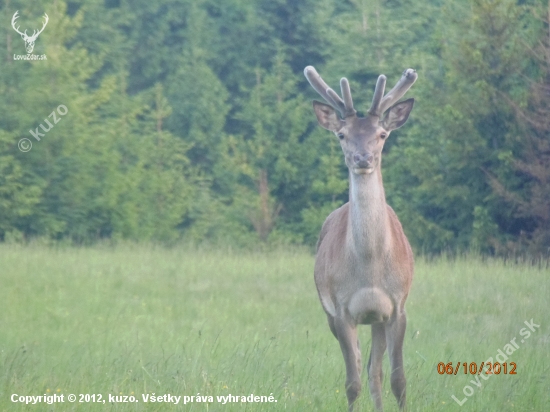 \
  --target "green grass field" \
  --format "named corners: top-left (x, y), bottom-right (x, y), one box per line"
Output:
top-left (0, 244), bottom-right (548, 411)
